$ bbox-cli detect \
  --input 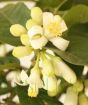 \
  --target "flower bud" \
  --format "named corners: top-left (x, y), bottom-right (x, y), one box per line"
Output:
top-left (52, 57), bottom-right (77, 84)
top-left (10, 24), bottom-right (26, 37)
top-left (20, 34), bottom-right (30, 46)
top-left (79, 93), bottom-right (88, 105)
top-left (26, 19), bottom-right (37, 30)
top-left (41, 53), bottom-right (54, 76)
top-left (28, 84), bottom-right (39, 97)
top-left (12, 46), bottom-right (32, 58)
top-left (43, 75), bottom-right (61, 97)
top-left (64, 87), bottom-right (78, 105)
top-left (31, 7), bottom-right (43, 25)
top-left (72, 81), bottom-right (83, 93)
